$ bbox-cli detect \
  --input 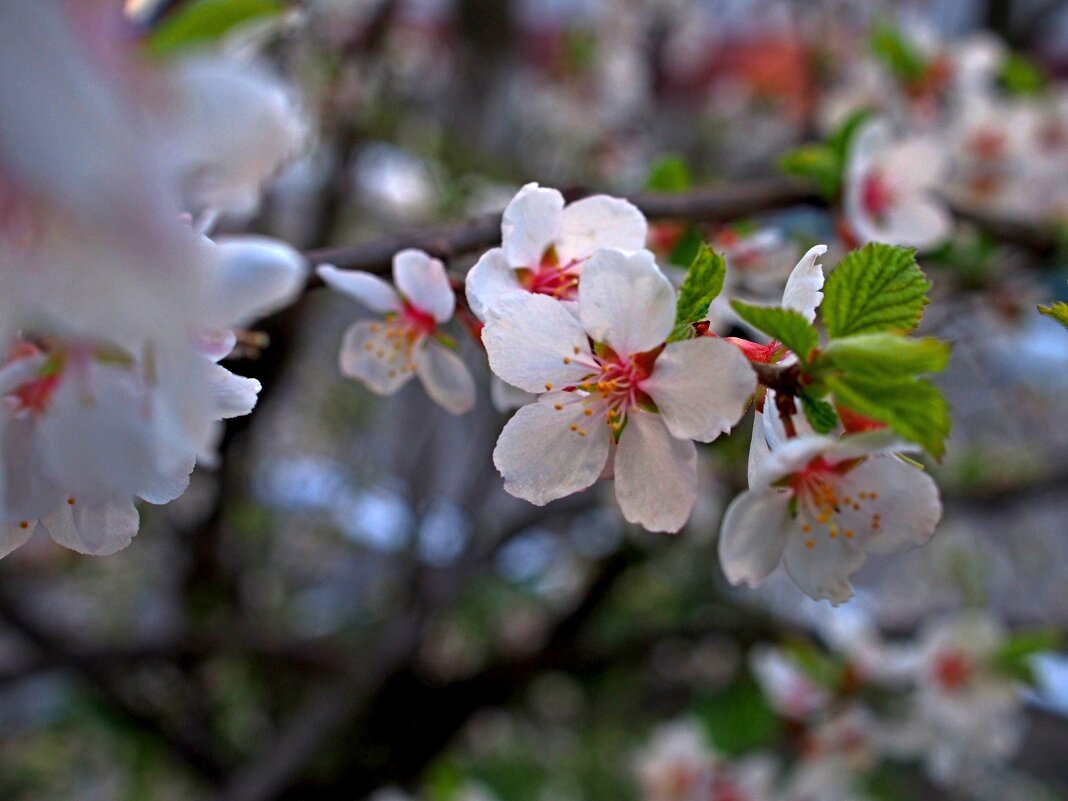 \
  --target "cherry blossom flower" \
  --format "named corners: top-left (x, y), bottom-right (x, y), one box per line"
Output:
top-left (844, 119), bottom-right (952, 251)
top-left (719, 431), bottom-right (942, 604)
top-left (318, 250), bottom-right (476, 415)
top-left (465, 183), bottom-right (647, 320)
top-left (482, 248), bottom-right (756, 532)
